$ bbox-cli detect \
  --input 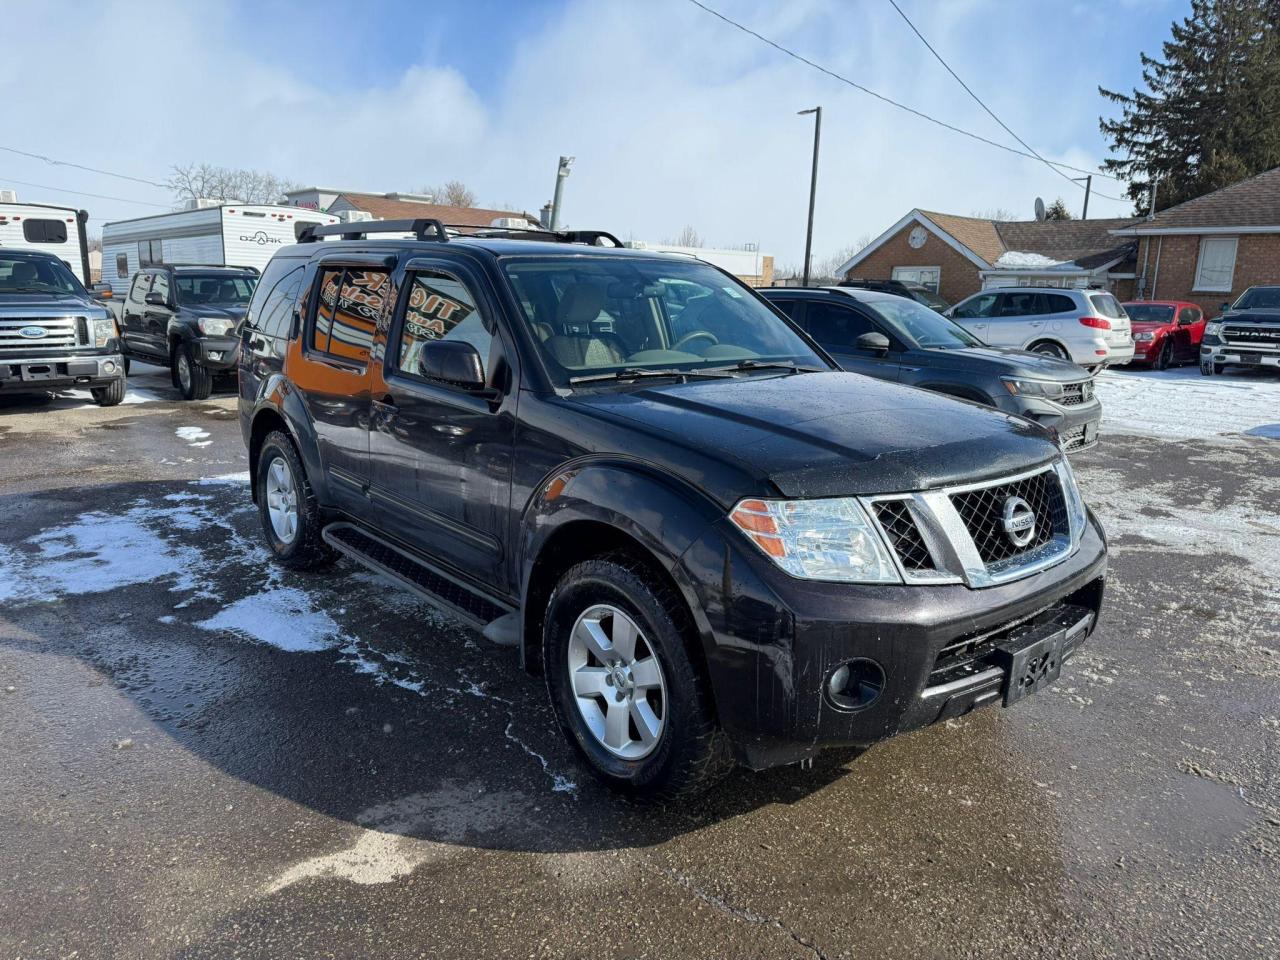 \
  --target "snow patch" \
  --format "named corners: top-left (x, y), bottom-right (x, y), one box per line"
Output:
top-left (1095, 368), bottom-right (1280, 441)
top-left (994, 251), bottom-right (1069, 269)
top-left (196, 587), bottom-right (344, 652)
top-left (194, 471), bottom-right (251, 486)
